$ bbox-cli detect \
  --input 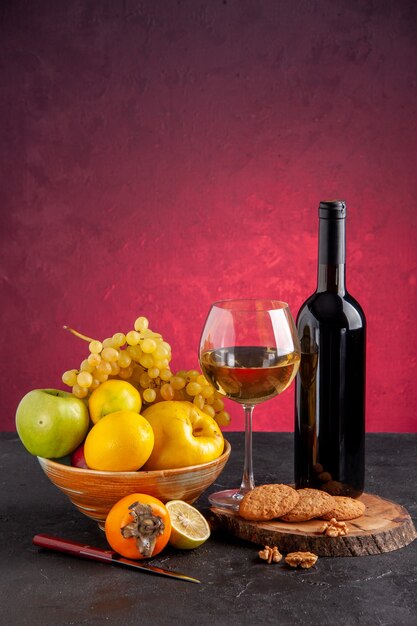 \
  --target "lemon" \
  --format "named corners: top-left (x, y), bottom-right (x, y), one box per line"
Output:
top-left (84, 410), bottom-right (154, 471)
top-left (166, 500), bottom-right (211, 550)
